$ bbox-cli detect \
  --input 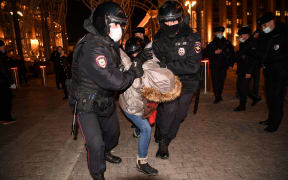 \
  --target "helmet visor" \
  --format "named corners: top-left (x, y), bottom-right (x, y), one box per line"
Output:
top-left (158, 11), bottom-right (182, 23)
